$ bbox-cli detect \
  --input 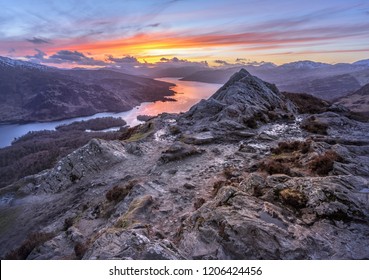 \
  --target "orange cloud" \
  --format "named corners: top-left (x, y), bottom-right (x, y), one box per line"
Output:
top-left (44, 29), bottom-right (354, 62)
